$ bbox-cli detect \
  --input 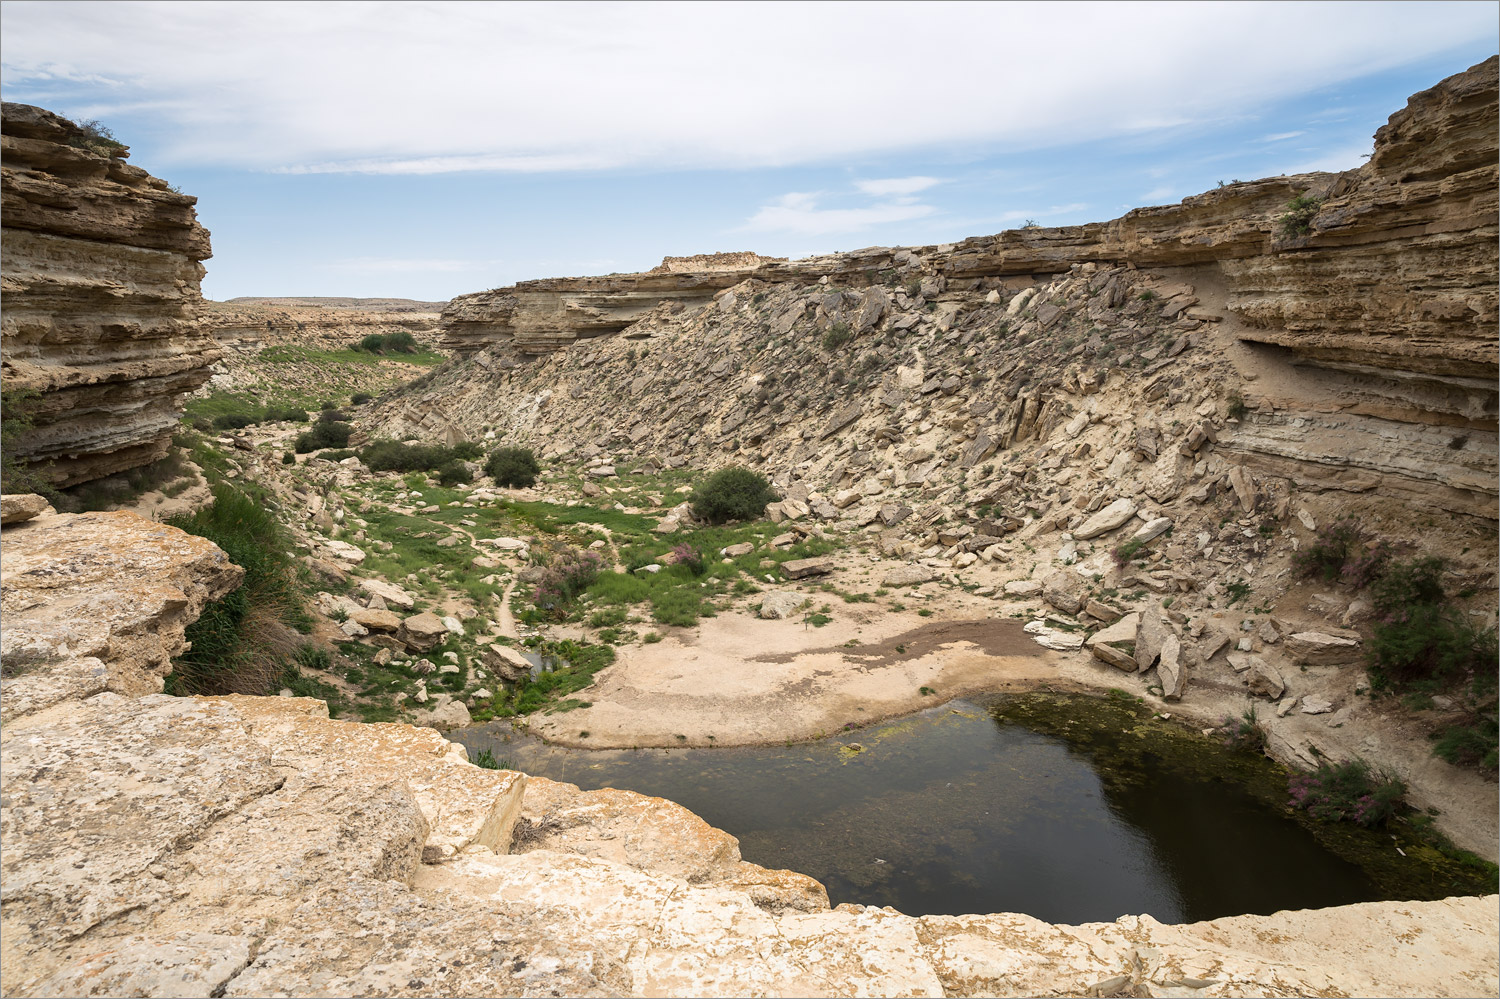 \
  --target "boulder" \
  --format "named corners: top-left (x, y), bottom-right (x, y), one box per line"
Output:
top-left (351, 607), bottom-right (401, 632)
top-left (324, 539), bottom-right (367, 564)
top-left (1074, 498), bottom-right (1138, 539)
top-left (1245, 657), bottom-right (1286, 699)
top-left (1024, 620), bottom-right (1086, 651)
top-left (883, 565), bottom-right (939, 587)
top-left (0, 493), bottom-right (53, 526)
top-left (1086, 612), bottom-right (1139, 671)
top-left (758, 591), bottom-right (805, 620)
top-left (1135, 609), bottom-right (1169, 670)
top-left (1092, 643), bottom-right (1138, 671)
top-left (722, 542), bottom-right (755, 557)
top-left (398, 612), bottom-right (448, 652)
top-left (1041, 571), bottom-right (1083, 615)
top-left (1285, 631), bottom-right (1361, 666)
top-left (1157, 635), bottom-right (1185, 700)
top-left (425, 694), bottom-right (472, 729)
top-left (1003, 579), bottom-right (1043, 598)
top-left (484, 644), bottom-right (531, 681)
top-left (782, 558), bottom-right (832, 580)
